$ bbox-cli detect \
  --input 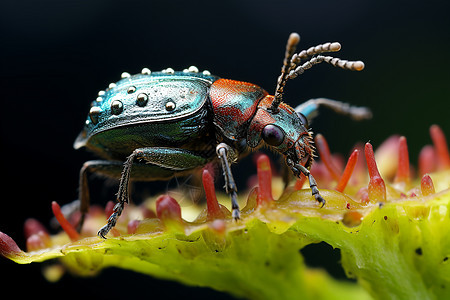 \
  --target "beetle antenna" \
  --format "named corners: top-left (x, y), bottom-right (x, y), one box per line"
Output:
top-left (287, 55), bottom-right (365, 79)
top-left (290, 42), bottom-right (342, 67)
top-left (271, 32), bottom-right (300, 112)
